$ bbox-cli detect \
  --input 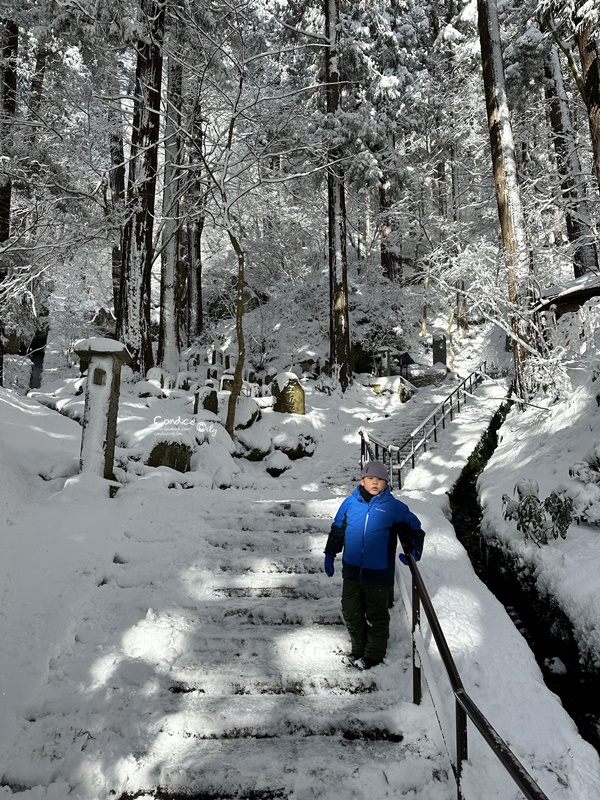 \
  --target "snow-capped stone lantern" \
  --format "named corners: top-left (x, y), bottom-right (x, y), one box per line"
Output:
top-left (74, 337), bottom-right (132, 480)
top-left (271, 372), bottom-right (305, 415)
